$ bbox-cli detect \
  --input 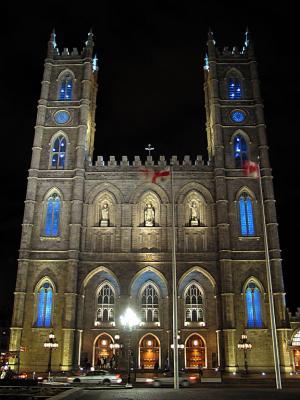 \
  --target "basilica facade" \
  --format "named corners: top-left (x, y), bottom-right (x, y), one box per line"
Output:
top-left (9, 30), bottom-right (300, 374)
